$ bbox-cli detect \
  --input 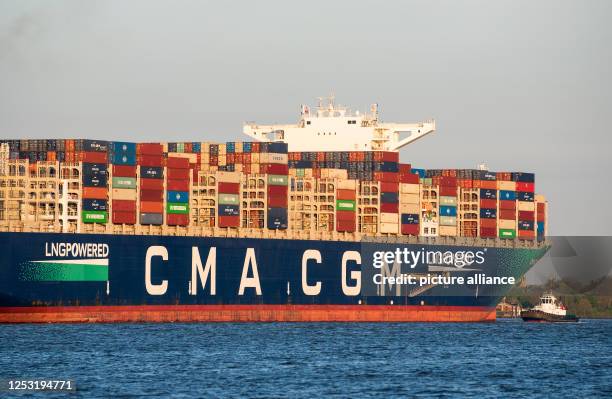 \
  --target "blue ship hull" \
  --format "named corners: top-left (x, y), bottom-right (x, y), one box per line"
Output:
top-left (0, 232), bottom-right (548, 322)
